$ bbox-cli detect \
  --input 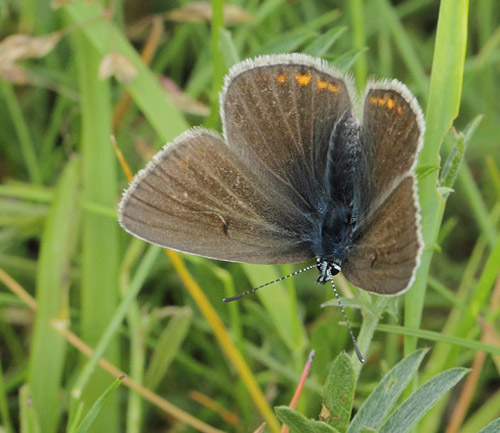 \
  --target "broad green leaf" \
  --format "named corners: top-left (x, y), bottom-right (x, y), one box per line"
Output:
top-left (348, 349), bottom-right (428, 433)
top-left (323, 353), bottom-right (355, 433)
top-left (275, 406), bottom-right (340, 433)
top-left (379, 368), bottom-right (469, 433)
